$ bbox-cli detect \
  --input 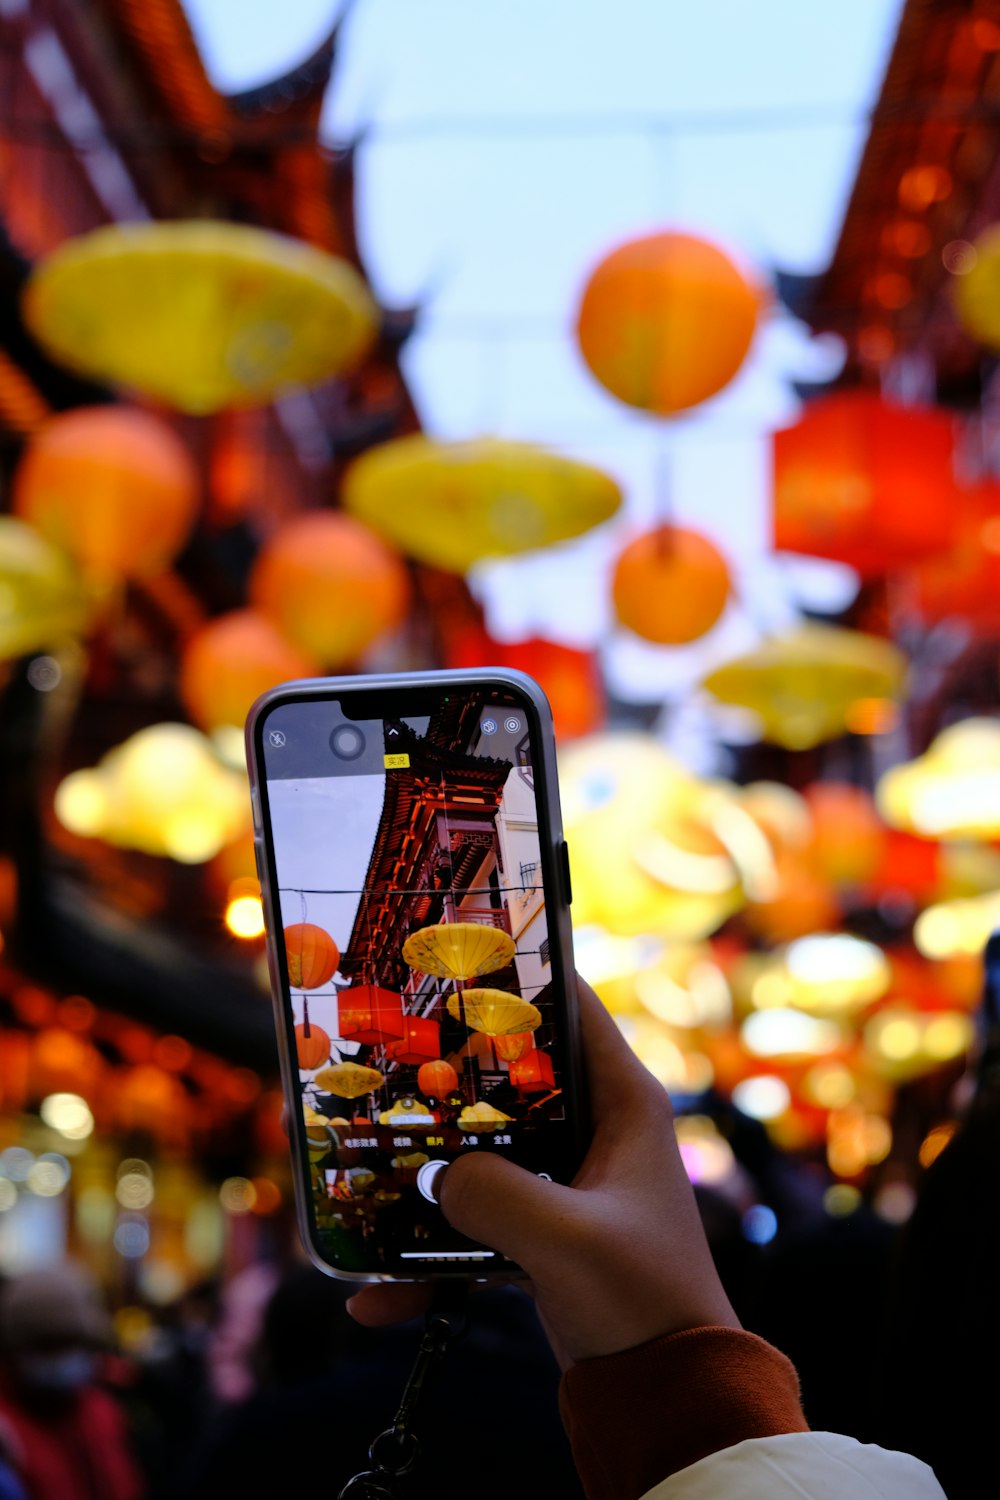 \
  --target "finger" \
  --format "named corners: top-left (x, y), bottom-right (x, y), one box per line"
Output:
top-left (439, 1148), bottom-right (577, 1271)
top-left (346, 1281), bottom-right (433, 1327)
top-left (574, 973), bottom-right (669, 1122)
